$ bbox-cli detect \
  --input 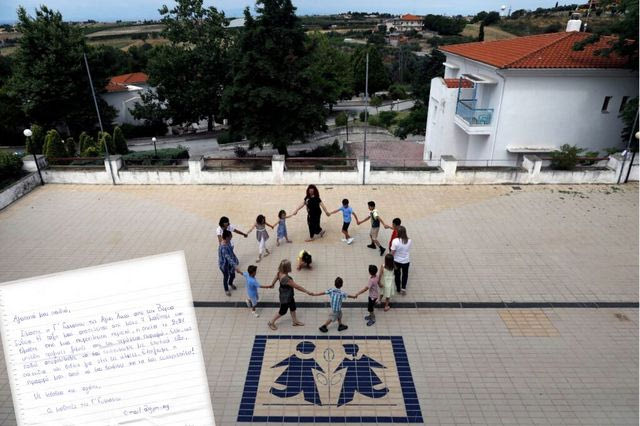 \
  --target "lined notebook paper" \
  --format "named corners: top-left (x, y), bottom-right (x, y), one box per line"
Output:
top-left (0, 252), bottom-right (215, 425)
